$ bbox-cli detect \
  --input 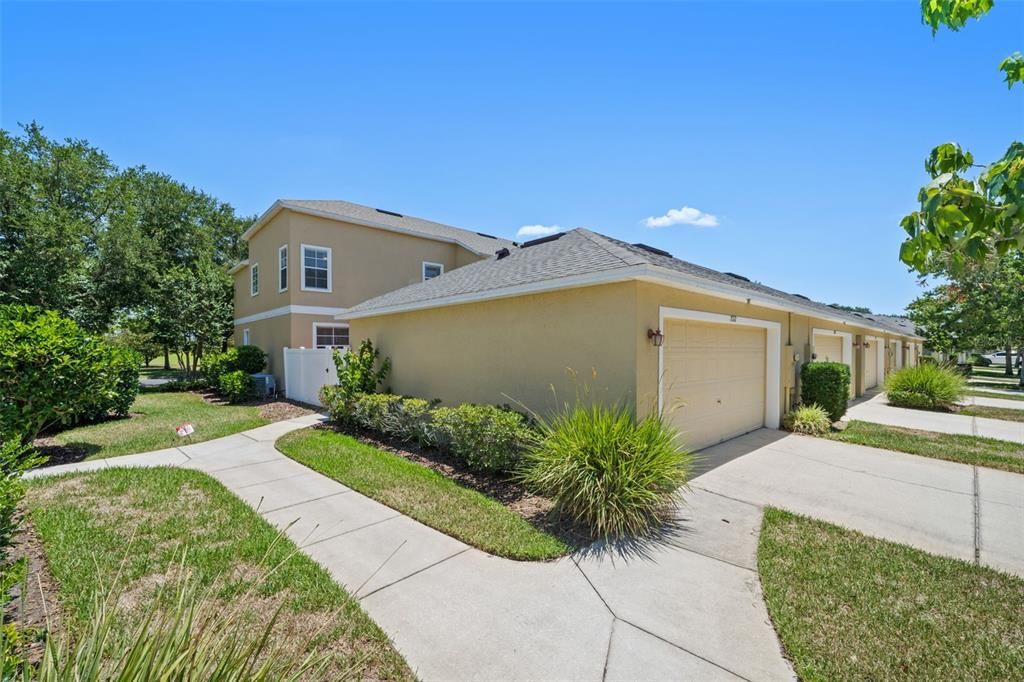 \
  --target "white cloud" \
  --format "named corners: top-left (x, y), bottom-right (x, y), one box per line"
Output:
top-left (643, 206), bottom-right (719, 229)
top-left (516, 224), bottom-right (562, 239)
